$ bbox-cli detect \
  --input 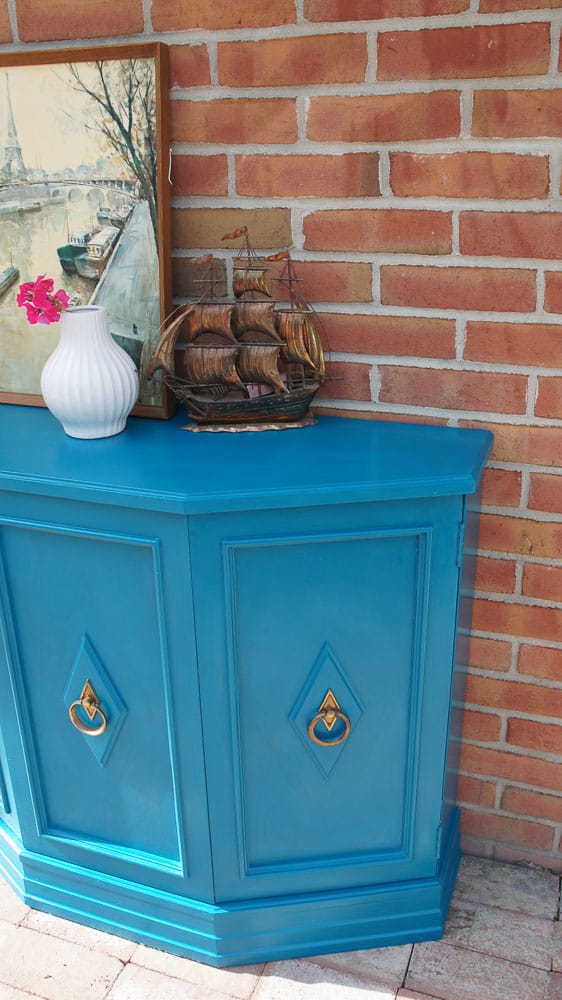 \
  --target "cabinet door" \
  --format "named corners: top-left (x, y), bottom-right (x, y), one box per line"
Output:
top-left (190, 497), bottom-right (463, 902)
top-left (0, 499), bottom-right (211, 899)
